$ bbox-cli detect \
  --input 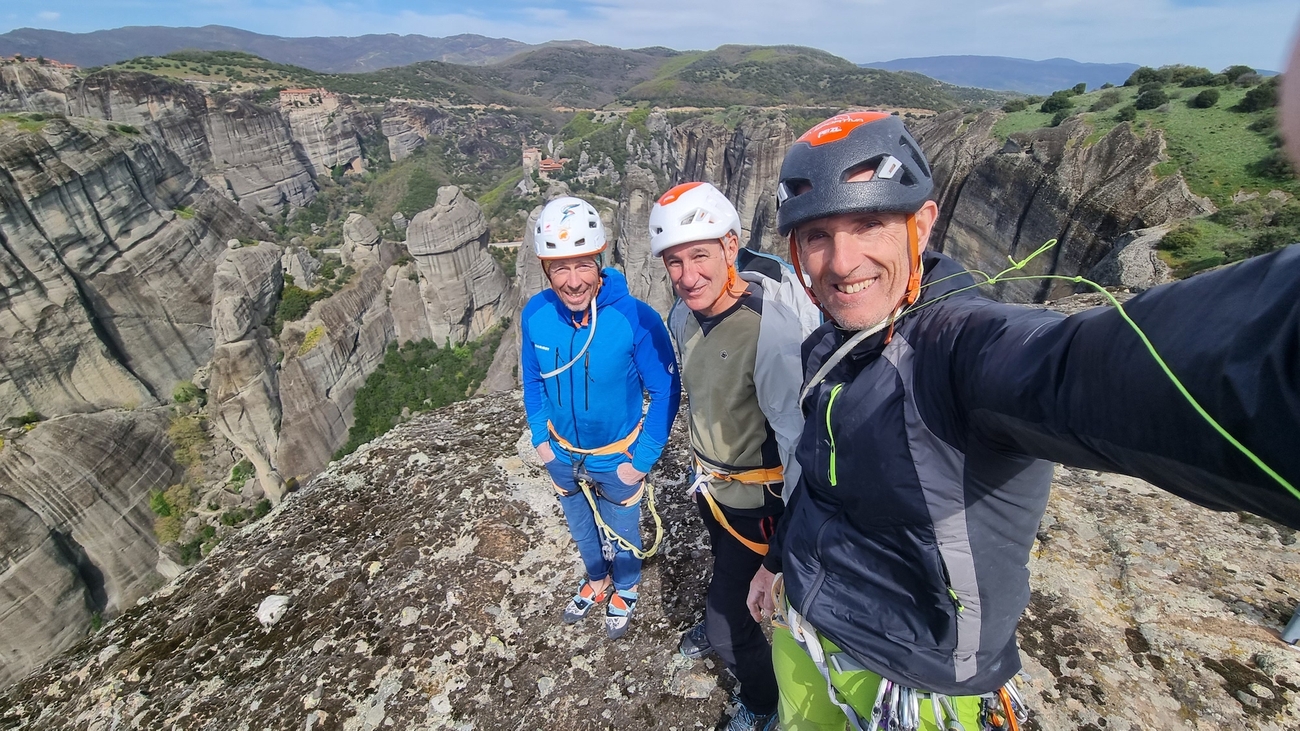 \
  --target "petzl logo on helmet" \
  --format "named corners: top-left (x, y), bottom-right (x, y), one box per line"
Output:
top-left (658, 182), bottom-right (704, 206)
top-left (799, 112), bottom-right (892, 147)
